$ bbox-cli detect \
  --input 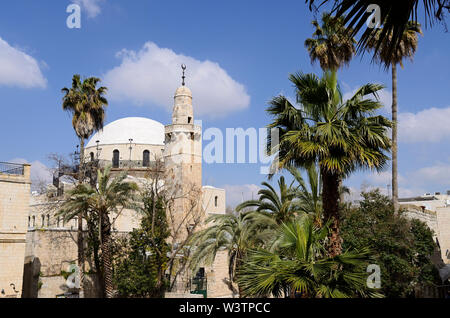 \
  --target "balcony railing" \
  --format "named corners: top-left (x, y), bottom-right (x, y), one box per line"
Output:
top-left (0, 162), bottom-right (24, 175)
